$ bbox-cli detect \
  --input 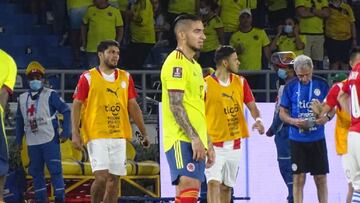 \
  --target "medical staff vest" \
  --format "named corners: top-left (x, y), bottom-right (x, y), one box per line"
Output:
top-left (81, 68), bottom-right (131, 144)
top-left (18, 88), bottom-right (56, 146)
